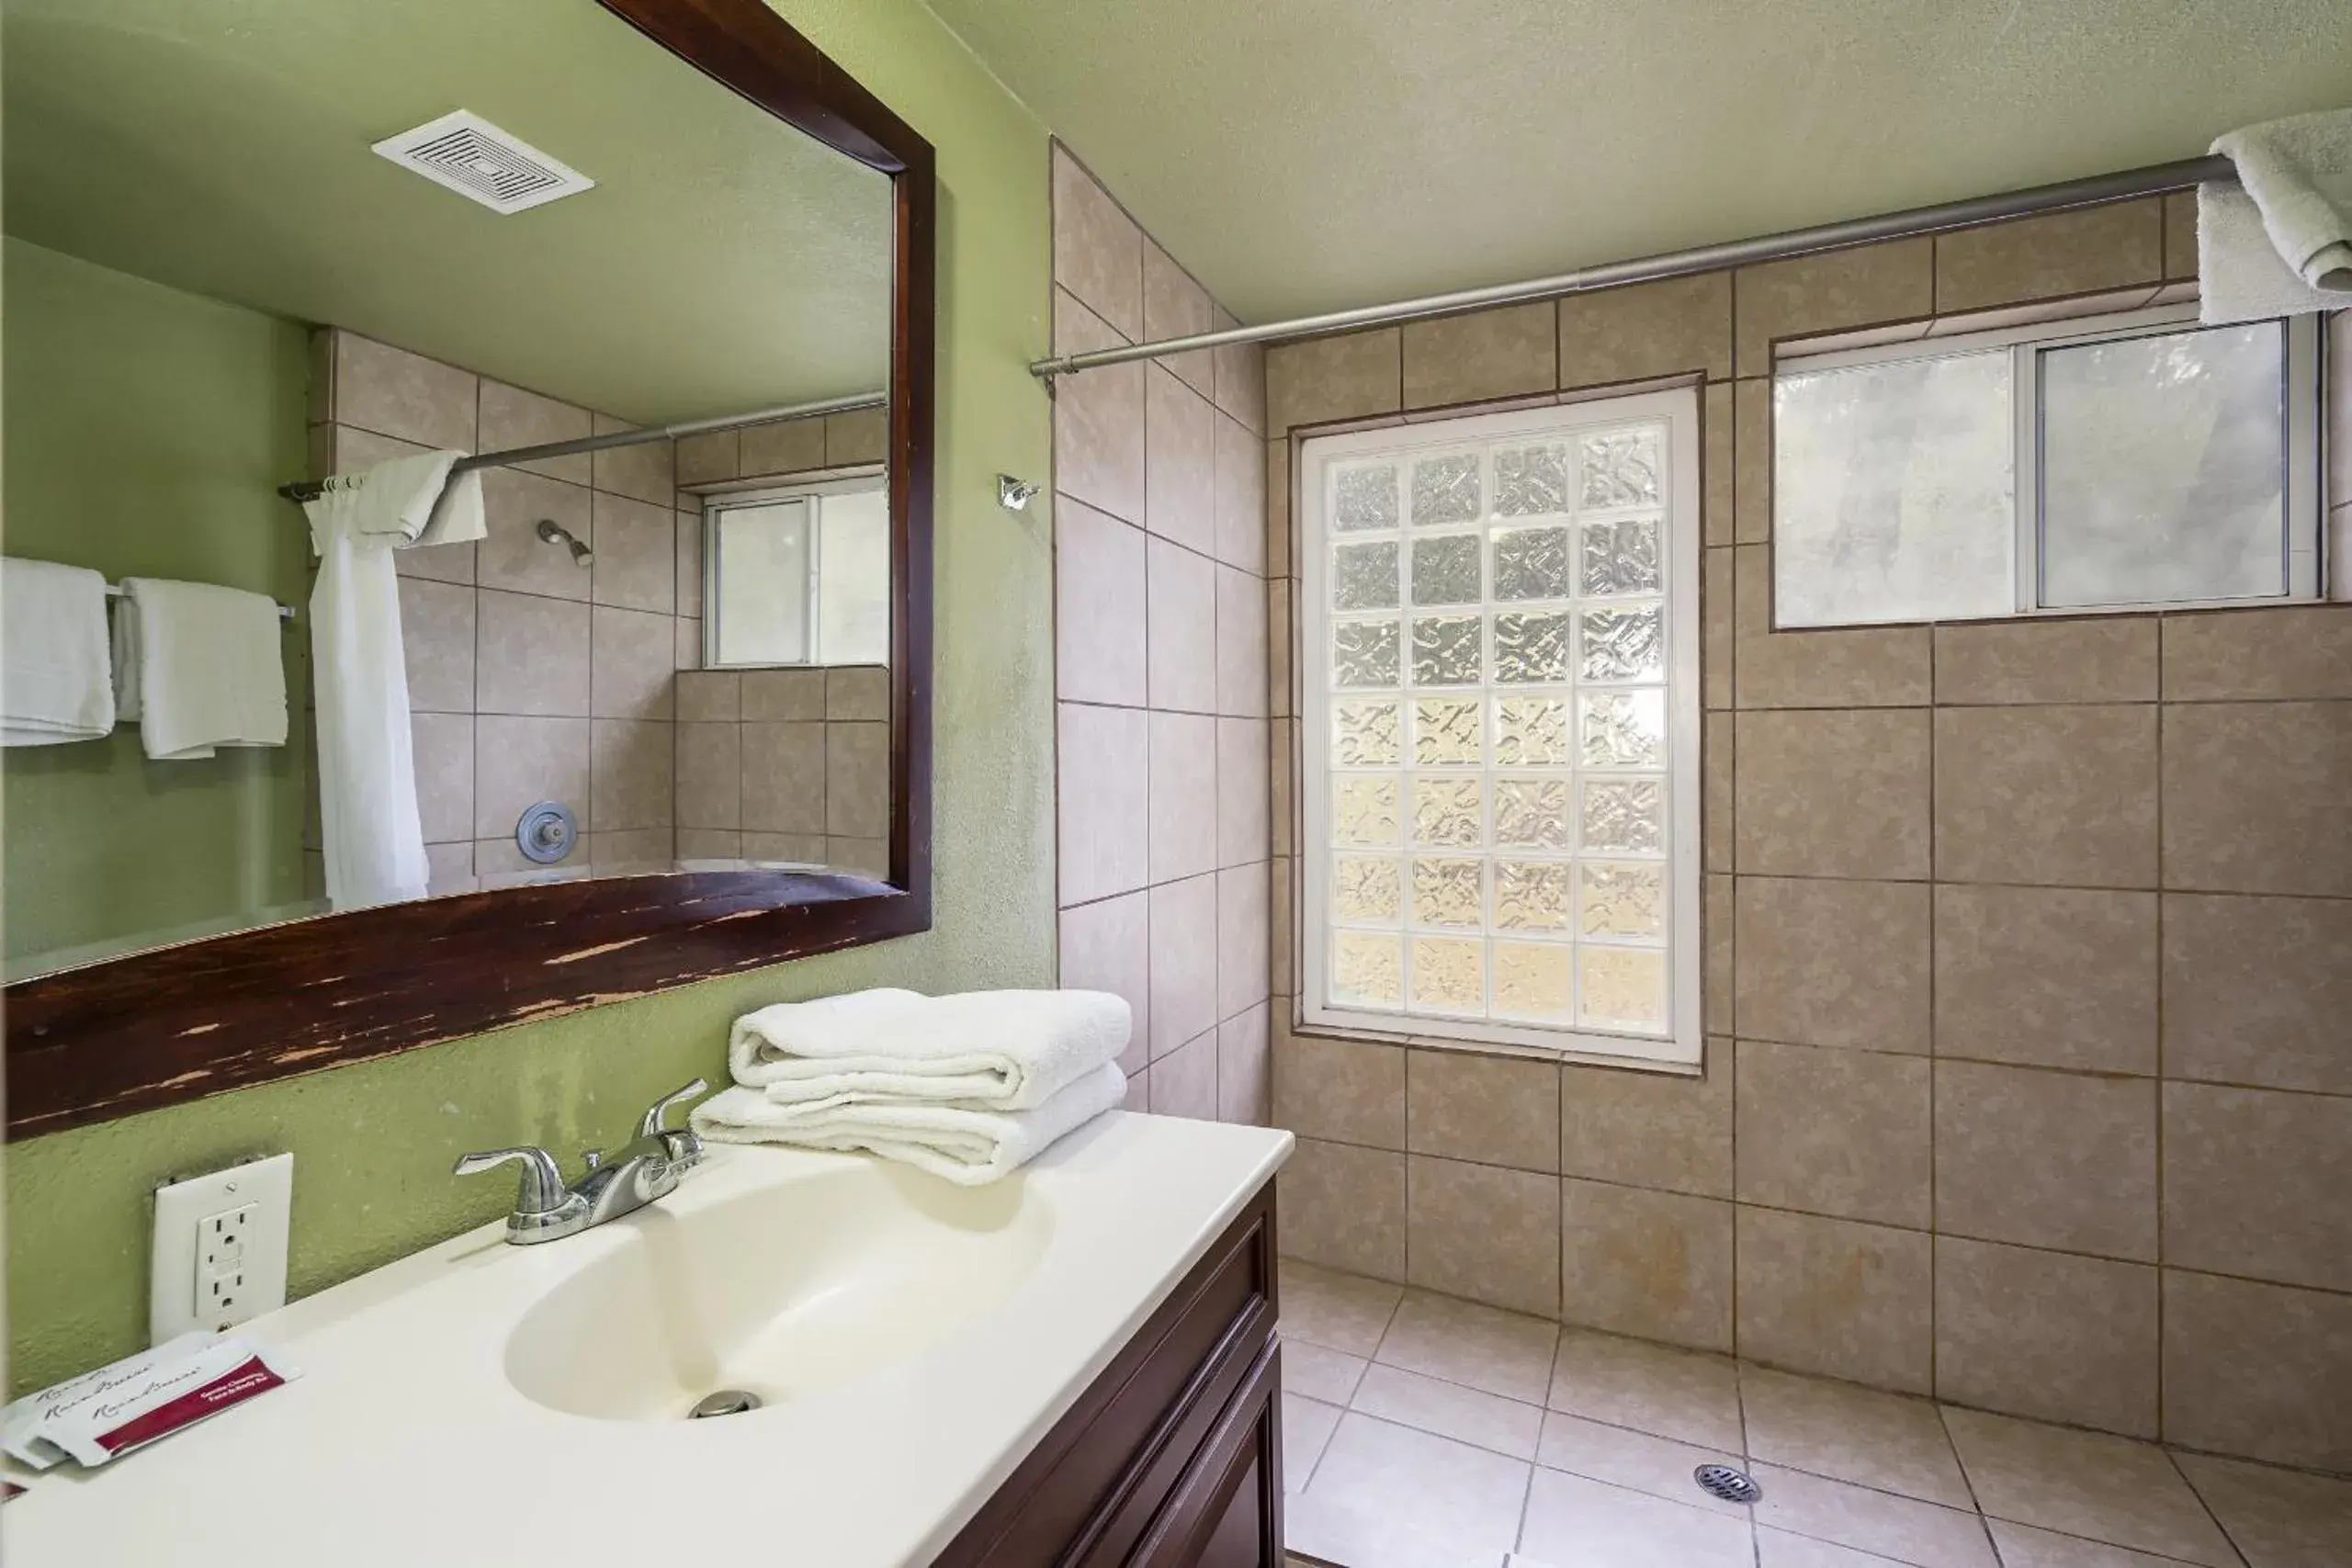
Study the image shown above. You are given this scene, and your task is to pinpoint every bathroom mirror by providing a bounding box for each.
[2,0,935,1134]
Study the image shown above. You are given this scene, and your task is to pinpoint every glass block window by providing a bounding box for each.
[1298,393,1702,1066]
[1773,306,2323,627]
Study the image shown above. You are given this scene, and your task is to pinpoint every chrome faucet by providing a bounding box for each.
[453,1079,712,1245]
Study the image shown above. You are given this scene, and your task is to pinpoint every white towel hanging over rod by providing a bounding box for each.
[103,581,296,623]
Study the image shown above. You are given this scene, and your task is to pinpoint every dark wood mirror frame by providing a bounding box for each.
[3,0,936,1141]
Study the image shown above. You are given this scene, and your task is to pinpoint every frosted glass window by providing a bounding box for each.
[816,486,892,665]
[711,499,812,664]
[1773,309,2318,628]
[2040,323,2286,605]
[1300,392,1700,1065]
[1774,352,2014,626]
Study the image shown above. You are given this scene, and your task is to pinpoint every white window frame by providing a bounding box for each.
[1774,303,2325,626]
[1296,390,1703,1069]
[699,467,886,668]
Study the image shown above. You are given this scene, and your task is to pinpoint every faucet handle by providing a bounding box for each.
[453,1146,569,1216]
[637,1078,711,1141]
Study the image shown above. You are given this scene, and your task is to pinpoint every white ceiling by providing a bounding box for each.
[922,0,2352,322]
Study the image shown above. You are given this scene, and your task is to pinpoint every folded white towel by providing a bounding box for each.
[691,1061,1128,1185]
[1,558,115,747]
[2202,108,2352,324]
[111,578,288,761]
[729,987,1133,1111]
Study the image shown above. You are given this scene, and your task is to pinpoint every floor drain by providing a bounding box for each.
[1693,1463,1762,1504]
[687,1389,762,1418]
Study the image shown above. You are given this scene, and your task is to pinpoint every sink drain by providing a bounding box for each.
[687,1389,763,1419]
[1693,1463,1761,1504]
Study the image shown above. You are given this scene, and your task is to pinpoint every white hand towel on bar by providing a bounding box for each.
[728,987,1132,1111]
[0,558,114,746]
[303,450,486,910]
[2201,107,2352,324]
[111,579,288,761]
[691,1061,1128,1185]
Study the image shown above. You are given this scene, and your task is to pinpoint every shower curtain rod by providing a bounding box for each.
[1029,153,2238,380]
[277,390,888,503]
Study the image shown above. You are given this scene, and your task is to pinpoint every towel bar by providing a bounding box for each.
[104,582,296,623]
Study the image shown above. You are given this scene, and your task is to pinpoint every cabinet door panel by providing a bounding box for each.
[933,1186,1279,1568]
[1196,1456,1265,1568]
[1126,1341,1280,1568]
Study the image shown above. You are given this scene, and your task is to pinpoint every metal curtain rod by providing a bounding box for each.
[1029,153,2239,378]
[277,390,888,503]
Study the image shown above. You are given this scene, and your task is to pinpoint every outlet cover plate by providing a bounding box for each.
[150,1153,292,1344]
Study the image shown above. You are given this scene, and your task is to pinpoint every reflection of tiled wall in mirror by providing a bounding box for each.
[674,405,892,881]
[673,404,886,486]
[305,330,888,895]
[673,666,890,879]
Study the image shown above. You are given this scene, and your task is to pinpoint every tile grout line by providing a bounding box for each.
[1927,617,1940,1408]
[2163,1446,2254,1568]
[1722,288,1744,1388]
[1507,1443,1536,1562]
[1933,1401,1996,1561]
[2154,623,2168,1450]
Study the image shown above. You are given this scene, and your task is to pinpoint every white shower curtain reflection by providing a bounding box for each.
[301,451,485,910]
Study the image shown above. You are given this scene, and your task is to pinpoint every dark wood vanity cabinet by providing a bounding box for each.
[936,1184,1283,1568]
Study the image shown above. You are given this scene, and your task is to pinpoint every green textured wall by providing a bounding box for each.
[3,0,1057,1394]
[1,238,313,970]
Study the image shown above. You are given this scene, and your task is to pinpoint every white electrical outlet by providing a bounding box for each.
[150,1153,292,1344]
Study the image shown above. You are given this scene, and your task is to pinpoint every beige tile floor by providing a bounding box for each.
[1276,1260,2352,1568]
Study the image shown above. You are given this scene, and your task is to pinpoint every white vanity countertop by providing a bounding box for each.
[4,1111,1293,1567]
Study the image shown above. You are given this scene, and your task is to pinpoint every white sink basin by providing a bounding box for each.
[5,1111,1291,1568]
[503,1161,1054,1420]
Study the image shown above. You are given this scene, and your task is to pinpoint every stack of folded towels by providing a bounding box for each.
[688,987,1132,1185]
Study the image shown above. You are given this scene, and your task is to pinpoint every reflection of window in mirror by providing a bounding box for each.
[704,475,891,668]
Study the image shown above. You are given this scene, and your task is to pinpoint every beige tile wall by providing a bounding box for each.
[672,664,891,877]
[1047,143,1272,1125]
[1264,195,2352,1475]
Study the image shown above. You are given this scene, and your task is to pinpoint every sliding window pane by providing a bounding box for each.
[712,499,812,664]
[2040,322,2285,606]
[816,485,892,665]
[1774,352,2013,626]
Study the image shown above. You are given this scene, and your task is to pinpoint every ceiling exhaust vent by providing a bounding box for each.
[371,110,594,215]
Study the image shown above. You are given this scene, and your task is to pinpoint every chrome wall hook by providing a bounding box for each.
[998,474,1043,512]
